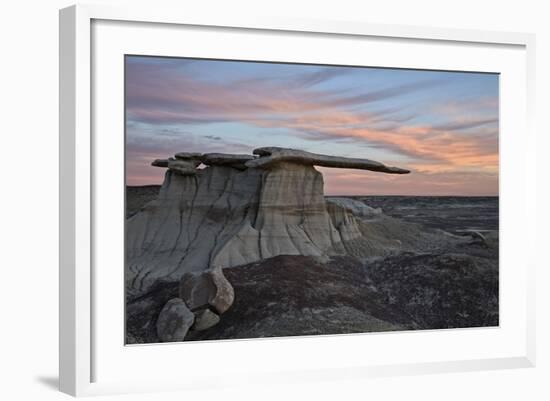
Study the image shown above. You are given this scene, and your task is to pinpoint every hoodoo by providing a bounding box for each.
[126,147,412,299]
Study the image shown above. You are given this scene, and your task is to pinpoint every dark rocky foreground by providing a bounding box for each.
[126,181,498,344]
[127,246,498,343]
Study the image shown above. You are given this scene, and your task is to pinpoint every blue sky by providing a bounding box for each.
[125,56,499,195]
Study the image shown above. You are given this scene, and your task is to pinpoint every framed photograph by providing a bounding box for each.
[59,4,536,397]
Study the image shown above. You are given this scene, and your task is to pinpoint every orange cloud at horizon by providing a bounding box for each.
[319,167,498,196]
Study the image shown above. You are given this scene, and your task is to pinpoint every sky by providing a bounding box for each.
[125,55,499,196]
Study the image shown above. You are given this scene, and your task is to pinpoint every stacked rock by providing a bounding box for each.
[156,266,235,342]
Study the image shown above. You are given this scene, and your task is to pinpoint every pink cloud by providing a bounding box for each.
[125,59,499,194]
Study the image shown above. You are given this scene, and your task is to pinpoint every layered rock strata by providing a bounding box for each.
[126,147,411,299]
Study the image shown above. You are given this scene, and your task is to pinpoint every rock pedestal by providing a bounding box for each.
[126,147,411,298]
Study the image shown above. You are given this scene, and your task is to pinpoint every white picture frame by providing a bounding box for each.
[59,3,536,397]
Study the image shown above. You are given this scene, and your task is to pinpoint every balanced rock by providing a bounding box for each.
[126,147,412,298]
[156,298,195,342]
[246,147,410,174]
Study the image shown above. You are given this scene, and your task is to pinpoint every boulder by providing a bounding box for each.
[156,298,195,342]
[179,266,235,314]
[179,271,216,311]
[208,266,235,314]
[192,309,221,331]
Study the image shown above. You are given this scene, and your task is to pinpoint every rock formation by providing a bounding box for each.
[246,147,409,174]
[154,266,235,341]
[179,266,235,315]
[193,309,221,331]
[156,298,195,342]
[126,147,412,299]
[125,148,499,344]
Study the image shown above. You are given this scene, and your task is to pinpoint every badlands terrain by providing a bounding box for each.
[125,147,498,344]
